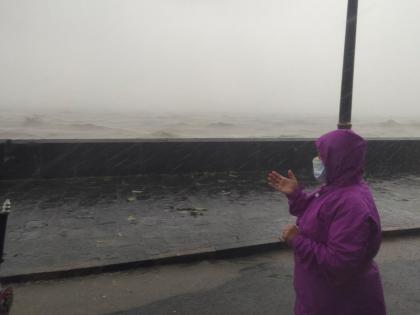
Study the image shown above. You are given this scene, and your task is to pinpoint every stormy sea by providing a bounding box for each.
[1,108,420,140]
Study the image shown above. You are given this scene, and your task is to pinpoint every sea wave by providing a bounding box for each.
[148,131,179,138]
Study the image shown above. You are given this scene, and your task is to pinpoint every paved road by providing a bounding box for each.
[1,173,420,278]
[10,235,420,315]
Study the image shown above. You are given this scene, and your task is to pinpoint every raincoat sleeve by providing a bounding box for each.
[290,200,373,284]
[287,186,313,217]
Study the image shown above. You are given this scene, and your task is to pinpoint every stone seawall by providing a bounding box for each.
[0,138,419,179]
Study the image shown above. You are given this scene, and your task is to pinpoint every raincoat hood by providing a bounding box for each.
[315,129,366,186]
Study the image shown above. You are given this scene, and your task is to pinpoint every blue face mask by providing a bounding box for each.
[313,157,326,183]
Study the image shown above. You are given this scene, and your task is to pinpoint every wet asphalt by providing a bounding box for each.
[10,235,420,315]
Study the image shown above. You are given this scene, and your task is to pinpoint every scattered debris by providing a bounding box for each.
[127,215,137,223]
[127,196,136,202]
[128,190,151,201]
[175,207,207,217]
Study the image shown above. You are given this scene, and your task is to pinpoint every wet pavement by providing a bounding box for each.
[10,235,420,315]
[1,172,420,278]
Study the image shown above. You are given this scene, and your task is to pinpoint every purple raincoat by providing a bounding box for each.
[287,129,386,315]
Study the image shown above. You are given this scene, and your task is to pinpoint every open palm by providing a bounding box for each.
[267,170,298,195]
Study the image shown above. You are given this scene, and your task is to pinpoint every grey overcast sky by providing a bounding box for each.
[0,0,419,117]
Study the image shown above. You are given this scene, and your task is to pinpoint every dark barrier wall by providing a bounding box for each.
[0,138,419,179]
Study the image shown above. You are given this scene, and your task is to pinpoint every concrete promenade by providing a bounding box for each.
[1,172,420,281]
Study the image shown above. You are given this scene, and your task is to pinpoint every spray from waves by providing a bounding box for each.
[207,122,236,128]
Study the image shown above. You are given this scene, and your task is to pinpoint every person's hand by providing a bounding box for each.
[267,170,298,195]
[281,224,299,244]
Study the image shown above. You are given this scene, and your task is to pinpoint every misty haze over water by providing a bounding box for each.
[1,0,420,139]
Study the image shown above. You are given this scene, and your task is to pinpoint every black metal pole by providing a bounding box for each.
[0,213,9,263]
[0,200,11,264]
[338,0,359,129]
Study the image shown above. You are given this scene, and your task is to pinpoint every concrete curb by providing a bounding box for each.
[2,226,420,284]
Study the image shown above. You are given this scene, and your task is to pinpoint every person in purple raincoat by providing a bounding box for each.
[268,129,386,315]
